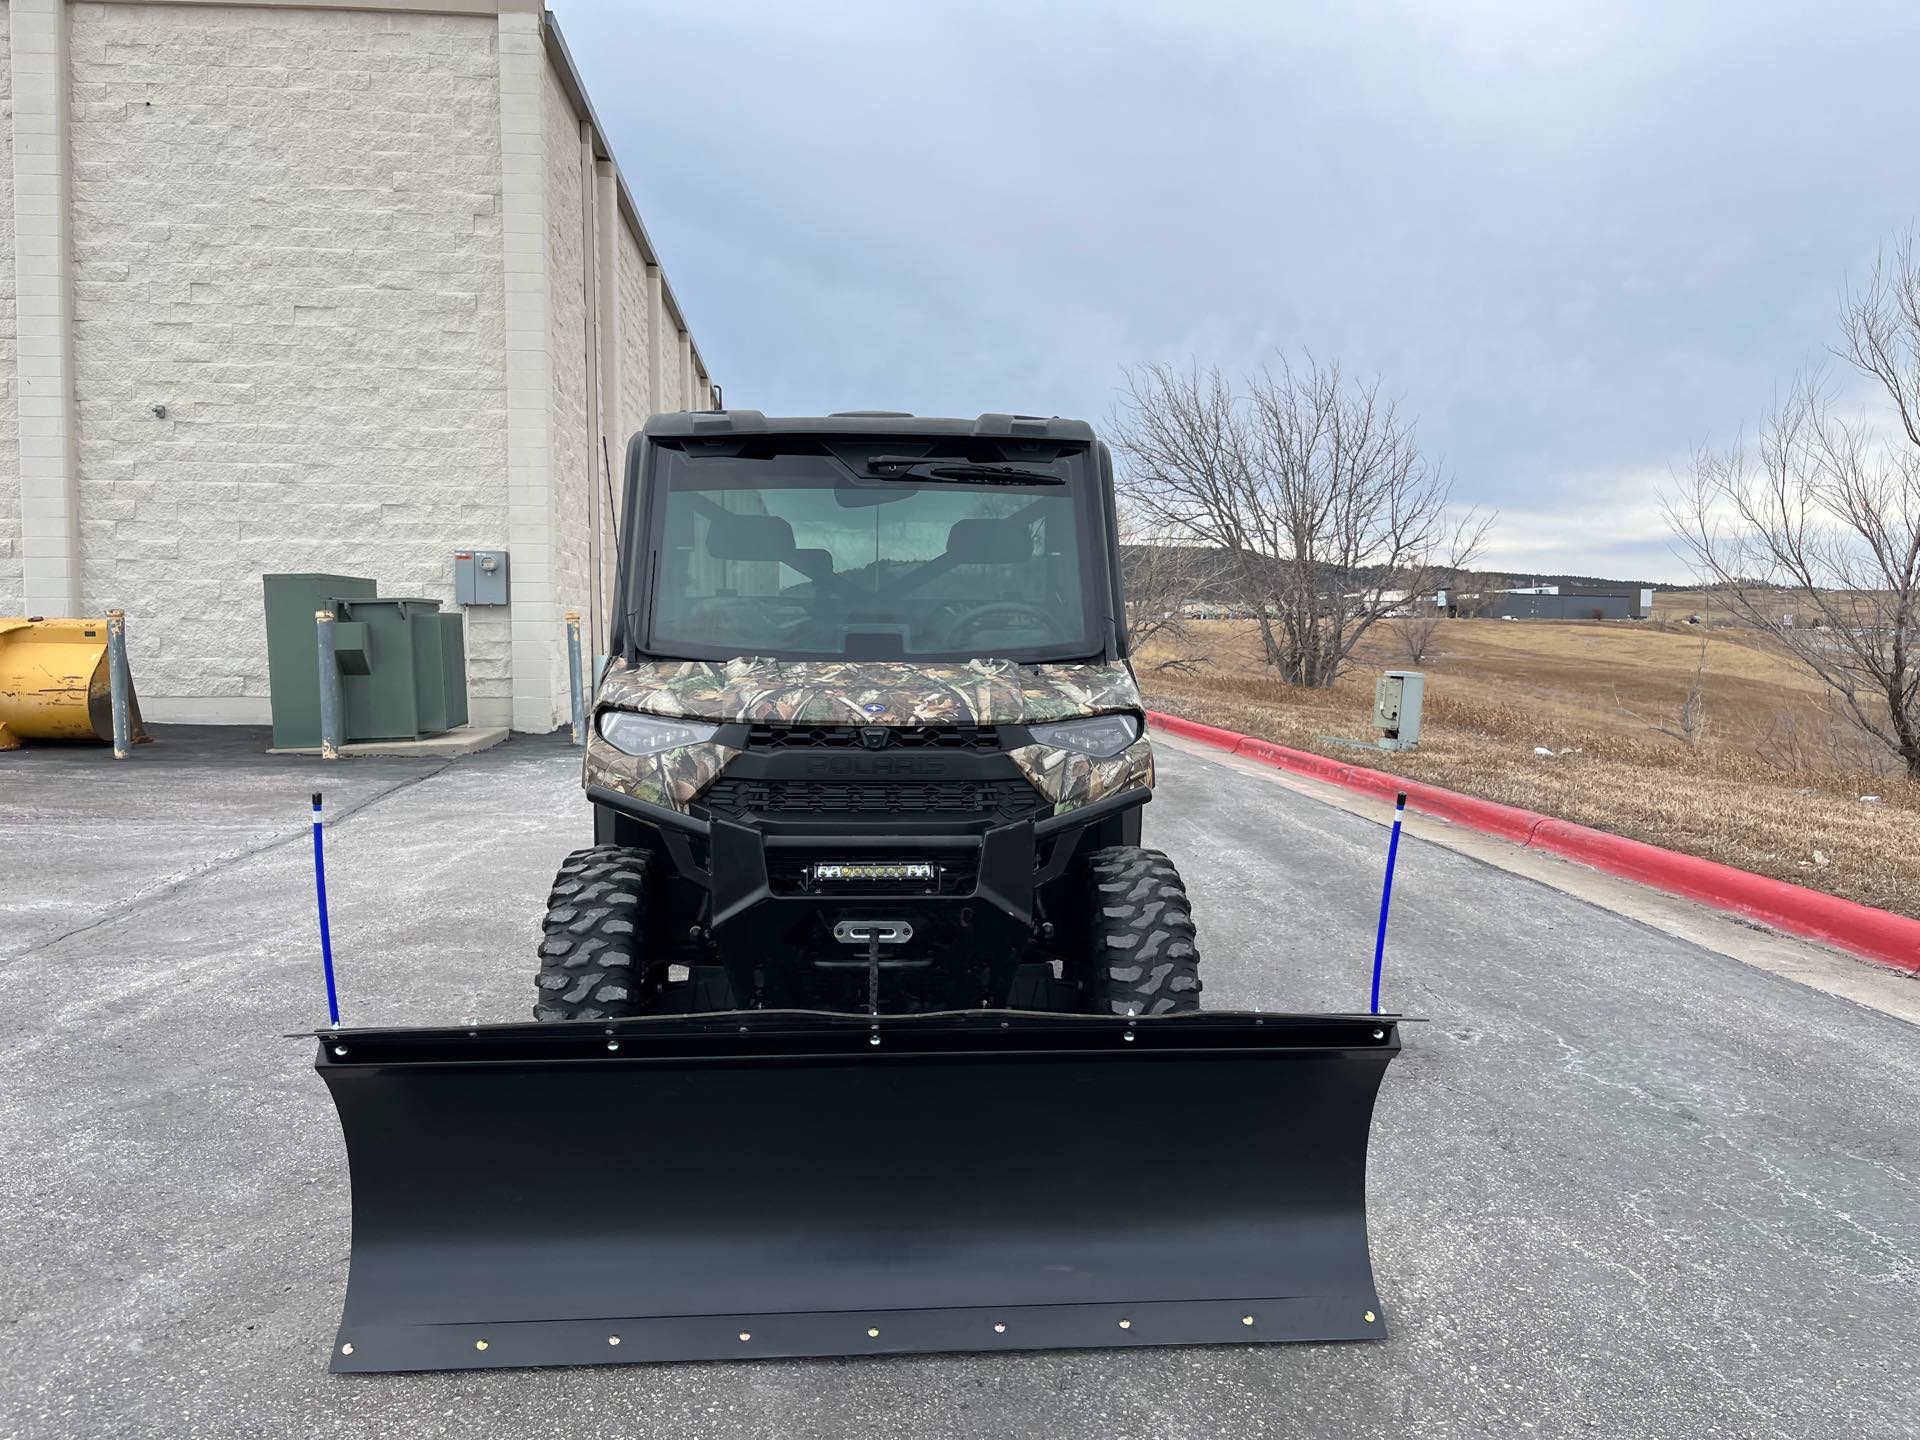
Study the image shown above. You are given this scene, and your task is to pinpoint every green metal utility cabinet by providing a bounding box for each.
[262,574,469,747]
[336,596,469,741]
[263,573,378,748]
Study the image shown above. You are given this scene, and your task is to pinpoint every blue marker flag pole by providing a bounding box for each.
[1370,792,1408,1015]
[311,791,341,1028]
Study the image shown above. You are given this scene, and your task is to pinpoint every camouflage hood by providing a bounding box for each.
[596,656,1144,726]
[585,657,1152,817]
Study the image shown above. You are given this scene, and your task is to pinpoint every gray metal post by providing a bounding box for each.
[565,609,586,745]
[315,609,343,761]
[105,609,132,760]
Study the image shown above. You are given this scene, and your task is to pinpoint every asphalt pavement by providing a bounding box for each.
[1,728,1915,1440]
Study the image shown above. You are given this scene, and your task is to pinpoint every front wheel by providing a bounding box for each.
[1082,846,1202,1016]
[533,845,657,1020]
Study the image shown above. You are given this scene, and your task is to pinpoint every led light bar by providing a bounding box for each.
[810,862,938,884]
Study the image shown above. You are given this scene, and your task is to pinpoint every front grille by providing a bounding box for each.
[746,723,1003,752]
[697,777,1046,821]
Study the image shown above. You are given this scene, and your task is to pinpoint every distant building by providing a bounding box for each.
[1486,587,1653,621]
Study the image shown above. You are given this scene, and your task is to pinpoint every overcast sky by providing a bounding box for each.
[554,0,1920,581]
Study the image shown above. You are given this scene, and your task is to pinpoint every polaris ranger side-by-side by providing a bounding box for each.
[541,410,1201,1019]
[310,412,1399,1374]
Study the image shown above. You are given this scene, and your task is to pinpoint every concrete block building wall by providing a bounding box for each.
[0,0,716,732]
[615,229,648,451]
[659,312,684,414]
[0,6,18,607]
[65,1,510,719]
[540,61,588,673]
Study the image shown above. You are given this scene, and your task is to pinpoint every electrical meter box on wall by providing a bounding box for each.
[454,549,509,605]
[1374,671,1425,751]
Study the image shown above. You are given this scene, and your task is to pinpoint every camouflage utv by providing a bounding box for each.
[312,413,1400,1374]
[538,410,1203,1019]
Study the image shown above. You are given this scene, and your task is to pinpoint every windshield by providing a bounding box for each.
[632,446,1100,662]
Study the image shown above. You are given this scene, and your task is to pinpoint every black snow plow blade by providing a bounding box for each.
[316,1010,1399,1372]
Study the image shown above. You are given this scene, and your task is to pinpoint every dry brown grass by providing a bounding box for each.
[1142,620,1920,919]
[1653,588,1891,630]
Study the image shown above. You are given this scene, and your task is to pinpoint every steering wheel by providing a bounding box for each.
[940,601,1055,644]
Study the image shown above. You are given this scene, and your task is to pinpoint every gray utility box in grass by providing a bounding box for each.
[1374,671,1425,751]
[262,574,469,747]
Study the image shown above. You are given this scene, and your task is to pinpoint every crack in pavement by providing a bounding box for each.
[1,763,452,968]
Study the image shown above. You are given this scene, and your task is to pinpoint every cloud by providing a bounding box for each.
[551,0,1920,577]
[1476,490,1688,582]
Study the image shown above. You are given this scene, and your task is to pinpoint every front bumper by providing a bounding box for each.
[708,815,1038,983]
[587,783,1148,997]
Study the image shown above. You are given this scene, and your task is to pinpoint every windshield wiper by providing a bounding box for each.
[864,457,1065,485]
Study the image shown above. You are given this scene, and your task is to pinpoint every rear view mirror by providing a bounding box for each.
[706,513,796,562]
[789,548,835,580]
[945,517,1030,565]
[831,484,911,508]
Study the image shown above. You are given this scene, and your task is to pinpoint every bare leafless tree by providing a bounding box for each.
[1111,357,1490,687]
[1391,545,1480,663]
[1614,634,1711,750]
[1393,603,1445,664]
[1116,508,1209,672]
[1668,237,1920,780]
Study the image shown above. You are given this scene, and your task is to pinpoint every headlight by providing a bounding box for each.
[1027,713,1142,759]
[598,711,720,757]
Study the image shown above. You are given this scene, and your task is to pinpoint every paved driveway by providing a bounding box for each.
[2,729,1913,1439]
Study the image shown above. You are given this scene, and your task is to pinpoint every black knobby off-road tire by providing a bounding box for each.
[533,845,655,1020]
[1083,846,1202,1016]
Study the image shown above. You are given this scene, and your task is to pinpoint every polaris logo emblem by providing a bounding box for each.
[862,703,887,714]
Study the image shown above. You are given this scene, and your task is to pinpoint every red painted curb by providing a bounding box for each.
[1147,710,1920,974]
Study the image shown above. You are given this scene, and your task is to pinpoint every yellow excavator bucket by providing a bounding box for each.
[0,617,148,751]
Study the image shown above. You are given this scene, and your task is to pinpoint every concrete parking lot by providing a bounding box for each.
[2,729,1915,1440]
